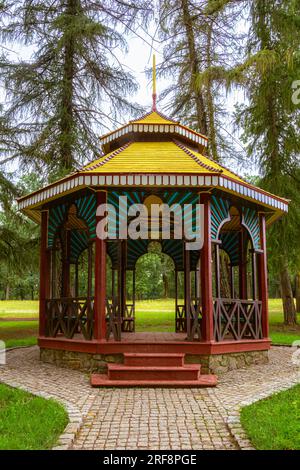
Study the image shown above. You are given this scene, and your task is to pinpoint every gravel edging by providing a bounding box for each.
[0,379,83,450]
[226,374,300,450]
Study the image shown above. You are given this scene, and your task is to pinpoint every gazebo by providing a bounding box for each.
[18,73,288,387]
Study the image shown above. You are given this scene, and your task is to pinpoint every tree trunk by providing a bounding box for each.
[181,0,208,136]
[219,252,231,298]
[5,284,10,300]
[295,272,300,313]
[162,273,169,298]
[60,0,78,170]
[205,18,219,162]
[280,265,297,325]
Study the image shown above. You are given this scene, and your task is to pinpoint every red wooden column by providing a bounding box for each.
[258,213,269,338]
[184,244,191,338]
[200,193,214,342]
[39,210,50,337]
[62,230,71,297]
[239,230,247,299]
[94,191,107,340]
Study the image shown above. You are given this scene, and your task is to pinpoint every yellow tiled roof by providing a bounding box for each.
[131,111,176,125]
[83,141,243,182]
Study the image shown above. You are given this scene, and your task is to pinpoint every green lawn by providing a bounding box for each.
[0,383,68,450]
[240,384,300,450]
[0,300,39,318]
[0,320,38,348]
[0,298,299,346]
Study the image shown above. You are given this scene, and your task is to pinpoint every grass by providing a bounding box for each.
[0,320,38,348]
[0,383,68,450]
[0,300,38,318]
[0,299,299,346]
[240,384,300,450]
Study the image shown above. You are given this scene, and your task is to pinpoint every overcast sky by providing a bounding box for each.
[1,16,250,176]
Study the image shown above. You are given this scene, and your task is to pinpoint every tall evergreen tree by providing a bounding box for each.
[158,0,243,161]
[0,0,150,175]
[233,0,300,324]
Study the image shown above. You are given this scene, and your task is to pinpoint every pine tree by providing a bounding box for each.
[0,0,150,175]
[233,0,300,324]
[158,0,243,161]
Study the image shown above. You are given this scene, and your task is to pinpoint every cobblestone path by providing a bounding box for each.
[0,346,299,450]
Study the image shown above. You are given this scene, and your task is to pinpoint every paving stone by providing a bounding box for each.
[0,346,299,450]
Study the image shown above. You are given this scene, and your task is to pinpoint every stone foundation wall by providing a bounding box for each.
[186,350,269,374]
[40,348,123,373]
[40,347,269,374]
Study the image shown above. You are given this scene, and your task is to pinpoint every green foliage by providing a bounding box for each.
[0,0,150,174]
[0,174,40,300]
[0,384,68,449]
[231,0,300,319]
[240,384,300,449]
[158,0,244,161]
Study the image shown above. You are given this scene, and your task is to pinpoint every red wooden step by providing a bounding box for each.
[107,364,201,381]
[91,373,217,388]
[124,353,185,367]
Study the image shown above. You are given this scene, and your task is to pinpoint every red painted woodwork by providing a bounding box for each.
[45,297,94,340]
[38,335,270,355]
[90,375,217,388]
[124,353,185,367]
[184,244,191,337]
[258,214,269,338]
[62,230,71,297]
[239,230,247,299]
[39,211,50,336]
[94,191,107,340]
[90,352,217,388]
[108,364,201,381]
[200,193,214,342]
[213,298,262,341]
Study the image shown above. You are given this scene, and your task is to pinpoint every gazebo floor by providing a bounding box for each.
[38,332,270,356]
[107,332,187,342]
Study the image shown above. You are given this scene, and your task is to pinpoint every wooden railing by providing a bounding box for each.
[213,298,263,342]
[175,299,202,340]
[188,299,202,341]
[105,299,135,340]
[45,297,94,340]
[105,298,121,341]
[175,304,186,332]
[121,303,135,333]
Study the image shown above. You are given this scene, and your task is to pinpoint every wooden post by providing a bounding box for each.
[258,214,269,338]
[214,243,221,298]
[175,269,178,331]
[239,230,247,299]
[230,265,235,299]
[132,269,136,309]
[200,193,214,342]
[251,251,258,300]
[63,229,71,297]
[111,267,115,302]
[51,248,56,299]
[94,191,107,340]
[75,261,79,298]
[121,241,127,318]
[39,210,50,336]
[87,242,93,300]
[184,244,191,338]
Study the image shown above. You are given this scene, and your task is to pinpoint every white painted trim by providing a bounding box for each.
[18,173,288,214]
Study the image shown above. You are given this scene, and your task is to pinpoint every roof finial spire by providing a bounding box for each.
[152,54,157,111]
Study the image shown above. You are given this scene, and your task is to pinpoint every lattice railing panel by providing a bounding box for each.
[45,297,94,340]
[213,298,263,342]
